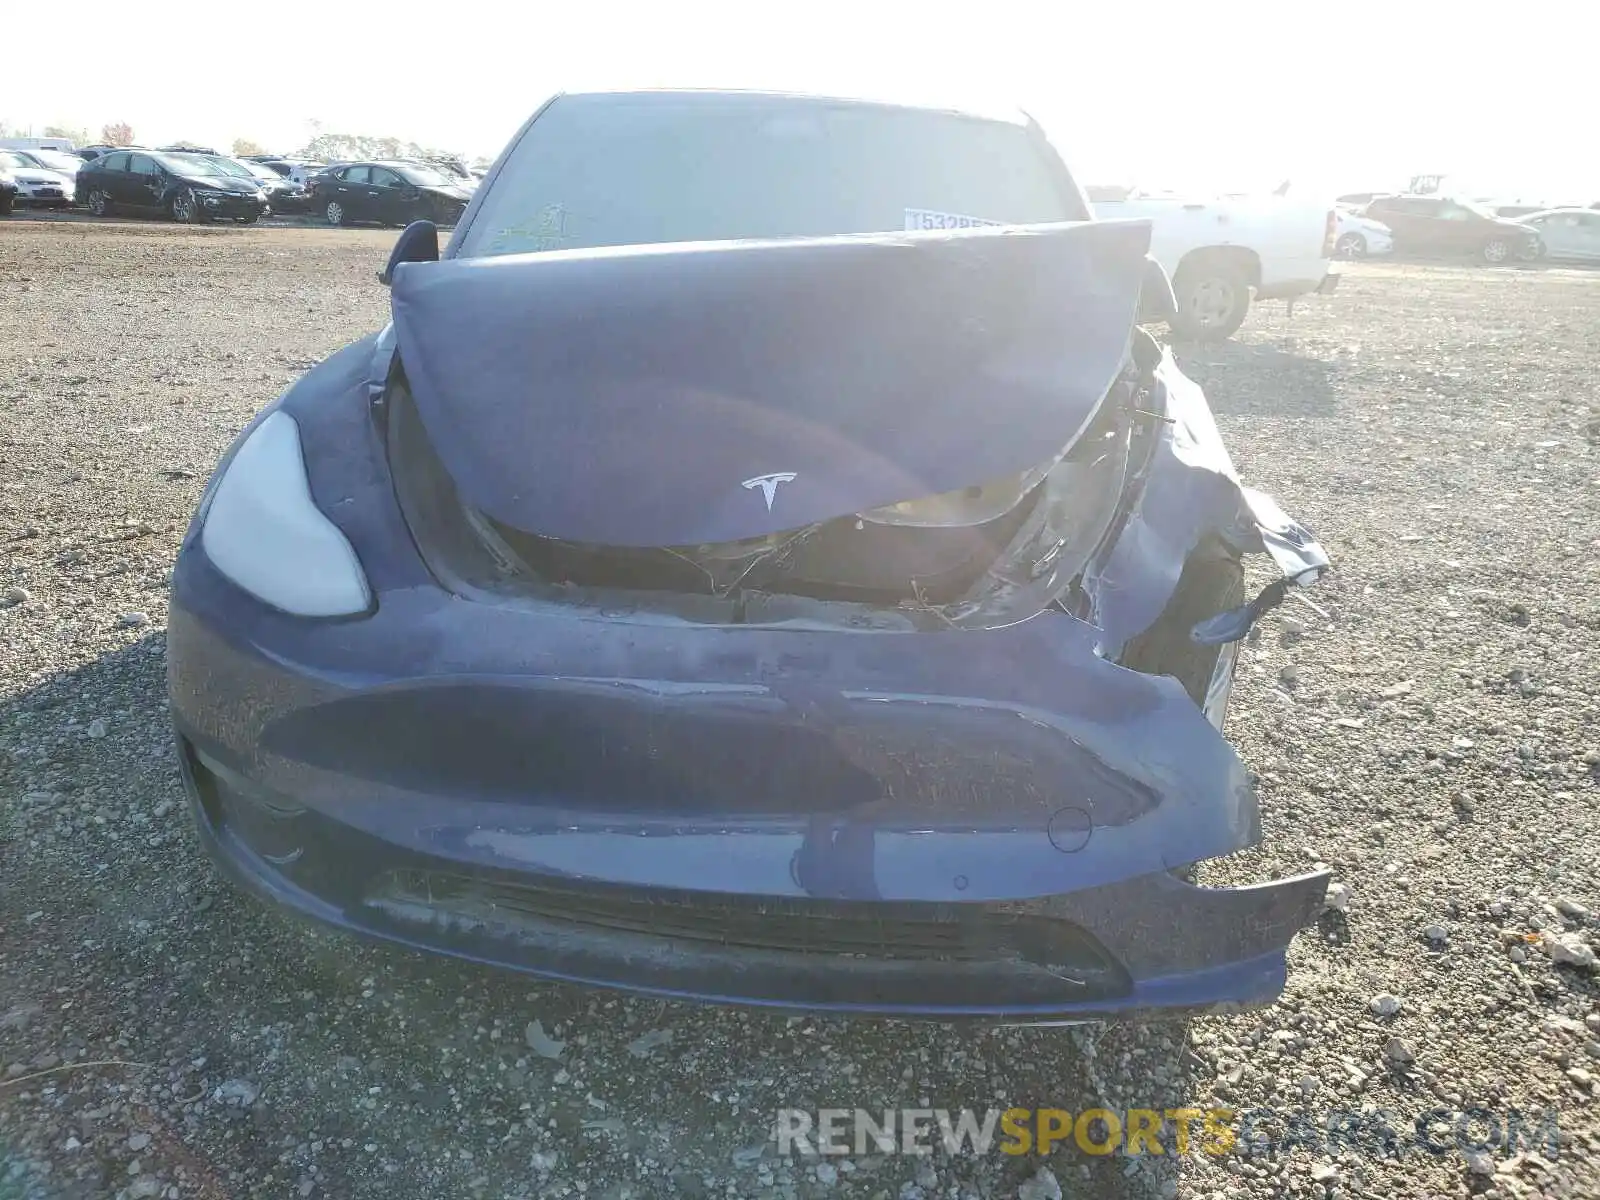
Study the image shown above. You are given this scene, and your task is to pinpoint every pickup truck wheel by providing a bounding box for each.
[1335,232,1367,259]
[1481,237,1511,264]
[1170,259,1251,341]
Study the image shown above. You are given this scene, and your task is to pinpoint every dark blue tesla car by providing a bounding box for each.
[168,90,1332,1022]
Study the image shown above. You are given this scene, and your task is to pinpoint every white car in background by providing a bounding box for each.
[1334,208,1393,259]
[5,147,83,177]
[0,149,75,208]
[1088,184,1340,340]
[1515,208,1600,263]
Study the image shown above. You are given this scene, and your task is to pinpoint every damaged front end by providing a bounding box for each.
[386,220,1327,699]
[170,218,1333,1021]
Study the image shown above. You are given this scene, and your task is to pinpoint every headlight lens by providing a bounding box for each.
[201,411,372,616]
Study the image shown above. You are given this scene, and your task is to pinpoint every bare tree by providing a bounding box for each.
[232,137,267,157]
[101,122,136,147]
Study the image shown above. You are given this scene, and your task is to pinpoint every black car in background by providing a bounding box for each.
[1361,195,1542,264]
[309,160,473,227]
[0,163,17,216]
[200,154,312,214]
[77,150,269,223]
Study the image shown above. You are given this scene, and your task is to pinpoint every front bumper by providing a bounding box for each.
[169,537,1330,1020]
[198,193,267,218]
[16,186,72,206]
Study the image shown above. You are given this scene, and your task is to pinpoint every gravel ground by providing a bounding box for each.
[1,218,1597,1200]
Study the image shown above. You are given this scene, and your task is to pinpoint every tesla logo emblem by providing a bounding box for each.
[741,472,797,511]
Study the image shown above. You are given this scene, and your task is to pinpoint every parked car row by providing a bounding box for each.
[77,150,271,223]
[1331,192,1600,265]
[0,140,475,228]
[0,146,472,228]
[1357,194,1542,264]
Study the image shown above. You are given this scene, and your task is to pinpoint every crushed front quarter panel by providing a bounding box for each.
[1081,348,1328,655]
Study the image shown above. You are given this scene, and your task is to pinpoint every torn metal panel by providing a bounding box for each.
[1079,351,1328,655]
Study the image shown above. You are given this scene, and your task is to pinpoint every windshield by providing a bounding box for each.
[159,153,228,177]
[31,150,81,172]
[396,164,452,187]
[204,157,255,179]
[457,94,1081,259]
[1453,197,1497,219]
[0,151,26,171]
[242,161,279,181]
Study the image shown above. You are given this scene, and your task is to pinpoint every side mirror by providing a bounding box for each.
[378,220,439,286]
[1137,256,1177,324]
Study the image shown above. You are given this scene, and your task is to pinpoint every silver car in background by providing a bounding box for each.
[0,149,75,208]
[1333,207,1393,259]
[5,147,84,177]
[1517,208,1600,263]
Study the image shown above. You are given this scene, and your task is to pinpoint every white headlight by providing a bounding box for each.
[201,411,372,616]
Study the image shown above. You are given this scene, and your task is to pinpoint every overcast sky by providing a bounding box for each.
[7,1,1597,202]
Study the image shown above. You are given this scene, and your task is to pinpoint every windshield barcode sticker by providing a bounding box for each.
[904,209,1004,231]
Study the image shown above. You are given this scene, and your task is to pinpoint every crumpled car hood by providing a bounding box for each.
[390,220,1152,547]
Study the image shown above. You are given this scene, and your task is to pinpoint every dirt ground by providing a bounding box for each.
[1,217,1597,1200]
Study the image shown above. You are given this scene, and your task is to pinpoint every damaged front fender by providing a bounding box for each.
[1082,350,1329,656]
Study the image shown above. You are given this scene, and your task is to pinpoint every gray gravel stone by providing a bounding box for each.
[524,1020,565,1060]
[1369,992,1402,1017]
[1016,1166,1062,1200]
[1543,933,1597,970]
[214,1078,259,1108]
[625,1028,673,1057]
[1385,1036,1416,1064]
[1323,881,1352,912]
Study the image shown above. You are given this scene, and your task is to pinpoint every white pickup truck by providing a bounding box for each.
[1089,186,1341,340]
